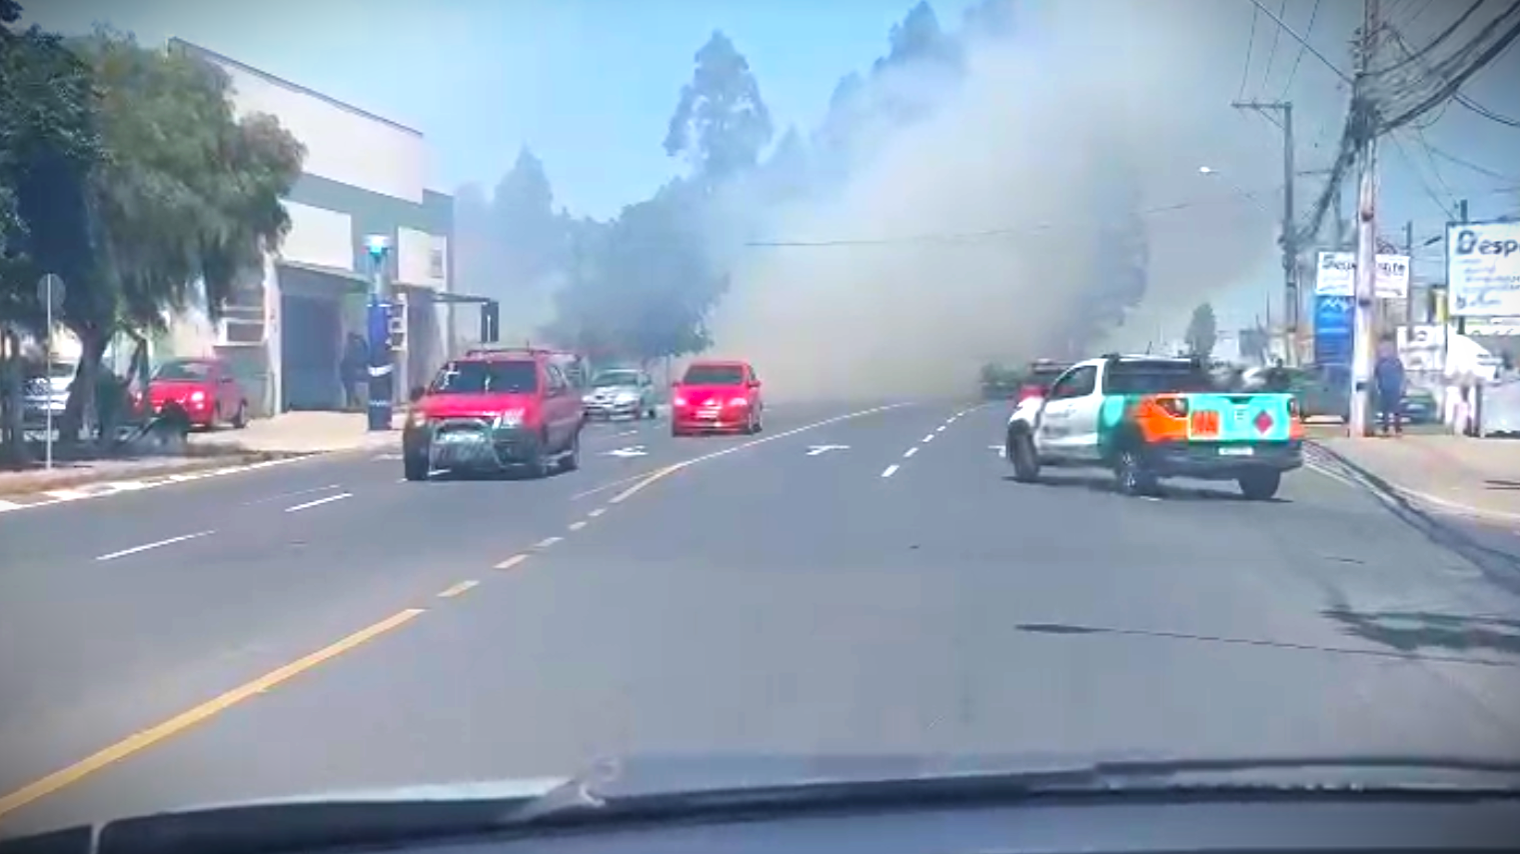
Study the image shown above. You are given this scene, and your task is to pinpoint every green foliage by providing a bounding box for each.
[1186,302,1219,361]
[663,30,774,185]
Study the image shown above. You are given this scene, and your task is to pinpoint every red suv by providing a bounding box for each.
[402,348,585,481]
[671,360,764,436]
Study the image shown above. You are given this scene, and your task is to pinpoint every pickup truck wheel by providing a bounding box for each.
[1008,431,1040,482]
[560,429,581,472]
[1114,447,1159,497]
[1238,469,1281,500]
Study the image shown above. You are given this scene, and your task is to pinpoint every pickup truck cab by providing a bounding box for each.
[1004,354,1303,500]
[402,348,585,481]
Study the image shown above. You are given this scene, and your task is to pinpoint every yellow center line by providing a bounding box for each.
[0,608,425,820]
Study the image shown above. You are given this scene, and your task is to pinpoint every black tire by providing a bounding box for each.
[672,424,686,438]
[560,429,581,472]
[523,434,552,478]
[403,451,428,482]
[1238,469,1281,500]
[632,408,643,421]
[1114,446,1159,497]
[744,410,759,435]
[232,401,248,429]
[753,410,763,432]
[1008,430,1040,482]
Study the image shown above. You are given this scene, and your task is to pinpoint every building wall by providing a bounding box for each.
[158,39,455,415]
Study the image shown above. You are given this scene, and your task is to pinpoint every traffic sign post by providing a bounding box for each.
[37,274,65,470]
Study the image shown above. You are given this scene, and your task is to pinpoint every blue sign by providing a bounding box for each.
[1314,295,1353,367]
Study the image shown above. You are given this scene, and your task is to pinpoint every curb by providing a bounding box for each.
[1306,439,1520,525]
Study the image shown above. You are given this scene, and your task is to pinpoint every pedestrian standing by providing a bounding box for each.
[1373,342,1407,437]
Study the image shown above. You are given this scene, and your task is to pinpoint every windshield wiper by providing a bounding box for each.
[11,756,1520,854]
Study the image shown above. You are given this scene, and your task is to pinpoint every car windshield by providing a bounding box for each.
[429,360,538,394]
[592,371,641,387]
[682,365,745,386]
[1106,362,1218,394]
[153,360,213,381]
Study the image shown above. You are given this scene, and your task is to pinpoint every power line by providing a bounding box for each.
[1278,0,1323,97]
[1422,141,1519,180]
[1453,92,1520,126]
[1260,0,1289,89]
[1379,1,1520,131]
[1238,4,1260,100]
[1245,0,1353,84]
[743,188,1282,248]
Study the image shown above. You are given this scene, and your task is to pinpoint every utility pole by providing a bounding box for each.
[1232,99,1299,365]
[1455,198,1469,336]
[1348,0,1381,438]
[1404,219,1415,324]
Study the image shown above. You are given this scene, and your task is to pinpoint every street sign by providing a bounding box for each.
[37,273,64,309]
[805,444,849,456]
[1313,294,1353,367]
[604,446,648,458]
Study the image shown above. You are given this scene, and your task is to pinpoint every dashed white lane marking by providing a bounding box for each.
[587,508,607,518]
[936,425,947,433]
[534,536,563,549]
[283,492,352,513]
[43,489,88,501]
[881,464,901,478]
[0,499,22,512]
[903,447,918,458]
[568,520,588,532]
[922,434,935,443]
[246,484,341,506]
[96,530,214,562]
[495,554,530,570]
[436,580,479,598]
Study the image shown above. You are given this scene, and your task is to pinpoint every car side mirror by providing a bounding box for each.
[408,386,425,403]
[750,380,762,388]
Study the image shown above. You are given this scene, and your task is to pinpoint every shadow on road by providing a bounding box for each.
[1002,473,1287,504]
[1322,608,1520,659]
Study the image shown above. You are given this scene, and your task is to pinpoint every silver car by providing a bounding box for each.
[583,368,657,420]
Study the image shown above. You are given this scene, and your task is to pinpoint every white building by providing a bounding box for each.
[162,39,455,415]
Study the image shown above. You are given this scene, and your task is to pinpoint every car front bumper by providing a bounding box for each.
[584,399,643,419]
[1144,440,1303,480]
[673,406,750,431]
[405,419,543,470]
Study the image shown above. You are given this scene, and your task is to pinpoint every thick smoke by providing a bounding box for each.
[709,0,1297,401]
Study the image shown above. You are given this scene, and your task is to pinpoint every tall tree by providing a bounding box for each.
[759,125,811,205]
[870,2,965,128]
[57,30,304,439]
[492,147,563,288]
[1186,302,1219,360]
[663,30,774,185]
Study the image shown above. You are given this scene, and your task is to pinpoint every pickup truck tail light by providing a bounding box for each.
[1154,396,1189,418]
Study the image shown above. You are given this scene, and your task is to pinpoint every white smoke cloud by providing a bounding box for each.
[709,0,1317,401]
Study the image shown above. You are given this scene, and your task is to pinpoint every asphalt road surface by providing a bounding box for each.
[4,399,1520,835]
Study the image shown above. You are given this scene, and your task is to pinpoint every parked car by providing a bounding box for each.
[144,357,250,430]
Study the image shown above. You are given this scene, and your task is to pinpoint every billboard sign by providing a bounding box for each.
[1314,294,1354,366]
[1314,251,1410,299]
[1448,221,1520,316]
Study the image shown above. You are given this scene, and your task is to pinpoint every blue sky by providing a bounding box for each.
[24,0,1520,336]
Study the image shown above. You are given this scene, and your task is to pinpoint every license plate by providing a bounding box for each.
[1218,446,1254,457]
[437,432,476,444]
[699,410,719,419]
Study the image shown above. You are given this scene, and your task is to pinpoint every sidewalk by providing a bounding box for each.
[0,412,399,498]
[1313,433,1520,522]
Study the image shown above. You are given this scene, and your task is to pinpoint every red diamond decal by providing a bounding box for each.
[1253,410,1274,434]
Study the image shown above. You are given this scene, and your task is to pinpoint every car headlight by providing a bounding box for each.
[729,397,749,406]
[406,409,429,428]
[190,390,206,403]
[494,409,525,428]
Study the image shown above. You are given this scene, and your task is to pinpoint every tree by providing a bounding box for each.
[759,125,810,205]
[55,30,303,439]
[1186,303,1219,360]
[663,31,774,185]
[492,147,564,288]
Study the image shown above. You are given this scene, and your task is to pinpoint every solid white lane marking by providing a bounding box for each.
[0,499,22,512]
[283,492,352,513]
[43,489,87,501]
[881,464,901,478]
[903,447,918,458]
[96,530,214,562]
[167,474,201,482]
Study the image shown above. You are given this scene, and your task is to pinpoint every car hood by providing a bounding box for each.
[418,393,537,419]
[587,385,640,398]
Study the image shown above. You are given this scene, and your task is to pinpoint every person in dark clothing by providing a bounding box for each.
[1373,349,1406,436]
[340,333,368,411]
[1262,358,1292,392]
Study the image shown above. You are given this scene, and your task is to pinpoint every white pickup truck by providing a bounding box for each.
[1003,354,1304,499]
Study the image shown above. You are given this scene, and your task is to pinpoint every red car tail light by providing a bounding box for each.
[1016,384,1045,402]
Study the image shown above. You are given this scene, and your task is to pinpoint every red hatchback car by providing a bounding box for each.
[671,360,764,436]
[147,357,249,430]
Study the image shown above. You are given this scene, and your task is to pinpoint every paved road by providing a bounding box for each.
[4,399,1520,835]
